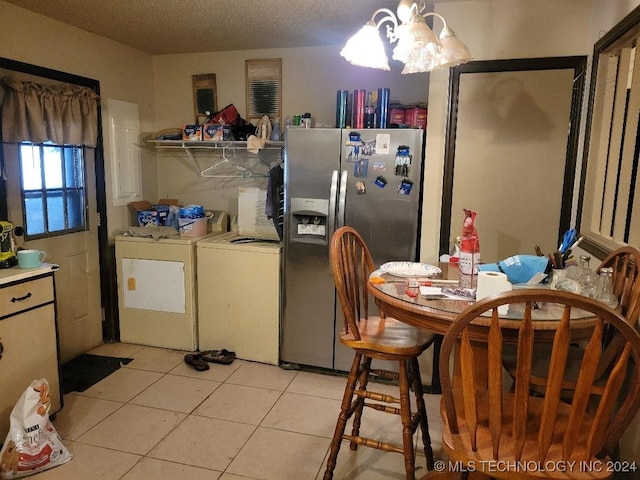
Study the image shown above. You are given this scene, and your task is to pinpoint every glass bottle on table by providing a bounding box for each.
[596,267,619,309]
[576,255,598,298]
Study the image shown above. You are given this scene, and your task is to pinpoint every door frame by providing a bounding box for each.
[438,56,587,256]
[0,56,115,341]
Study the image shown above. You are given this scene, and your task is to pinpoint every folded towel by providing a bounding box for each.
[122,226,179,240]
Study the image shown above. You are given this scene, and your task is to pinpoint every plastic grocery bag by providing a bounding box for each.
[0,379,71,479]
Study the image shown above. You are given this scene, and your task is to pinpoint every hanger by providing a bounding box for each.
[199,147,253,178]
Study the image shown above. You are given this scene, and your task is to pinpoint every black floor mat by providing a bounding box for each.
[61,354,133,394]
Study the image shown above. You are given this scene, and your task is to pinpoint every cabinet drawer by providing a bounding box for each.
[0,276,54,318]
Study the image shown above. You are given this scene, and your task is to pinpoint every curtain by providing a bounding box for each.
[0,76,99,147]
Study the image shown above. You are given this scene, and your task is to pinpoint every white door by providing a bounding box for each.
[4,142,102,363]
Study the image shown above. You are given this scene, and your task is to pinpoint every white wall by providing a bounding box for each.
[421,0,595,264]
[421,0,640,463]
[0,0,156,236]
[151,46,430,214]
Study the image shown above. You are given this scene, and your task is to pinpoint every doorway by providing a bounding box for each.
[0,57,112,362]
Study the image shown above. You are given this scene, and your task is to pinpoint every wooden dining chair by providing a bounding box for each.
[503,246,640,397]
[323,226,436,480]
[439,289,640,479]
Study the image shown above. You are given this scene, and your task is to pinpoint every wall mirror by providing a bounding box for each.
[439,57,587,263]
[577,5,640,259]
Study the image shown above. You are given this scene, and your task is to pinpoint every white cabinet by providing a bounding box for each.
[0,268,61,441]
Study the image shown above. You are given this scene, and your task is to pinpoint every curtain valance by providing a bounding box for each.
[1,76,99,147]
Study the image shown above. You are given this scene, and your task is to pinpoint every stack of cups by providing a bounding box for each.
[353,89,366,129]
[336,90,349,128]
[376,88,390,128]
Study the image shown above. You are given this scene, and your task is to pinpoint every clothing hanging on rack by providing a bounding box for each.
[266,162,284,241]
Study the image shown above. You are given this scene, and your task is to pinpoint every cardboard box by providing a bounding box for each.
[137,210,160,227]
[238,187,279,240]
[390,107,406,125]
[151,204,170,225]
[128,199,181,227]
[182,125,202,141]
[203,124,232,141]
[405,107,427,128]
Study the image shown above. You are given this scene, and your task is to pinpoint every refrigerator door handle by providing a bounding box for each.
[328,169,339,239]
[337,169,348,228]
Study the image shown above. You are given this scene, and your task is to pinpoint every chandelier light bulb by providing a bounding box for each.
[341,1,472,73]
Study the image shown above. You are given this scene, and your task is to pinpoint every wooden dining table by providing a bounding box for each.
[367,262,598,393]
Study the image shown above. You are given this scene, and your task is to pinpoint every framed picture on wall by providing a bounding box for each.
[246,59,282,128]
[192,73,217,125]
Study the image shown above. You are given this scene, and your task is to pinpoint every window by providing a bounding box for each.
[19,142,86,238]
[580,6,640,255]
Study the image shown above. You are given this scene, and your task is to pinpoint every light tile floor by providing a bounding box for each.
[32,343,445,479]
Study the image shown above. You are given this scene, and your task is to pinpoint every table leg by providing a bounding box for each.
[423,335,443,394]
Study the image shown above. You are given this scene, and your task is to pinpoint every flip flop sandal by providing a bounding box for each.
[201,349,236,365]
[184,353,209,371]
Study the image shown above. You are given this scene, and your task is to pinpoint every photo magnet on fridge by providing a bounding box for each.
[361,140,375,156]
[346,144,361,163]
[375,176,387,188]
[356,181,366,194]
[398,179,413,195]
[354,159,368,178]
[375,133,391,154]
[373,161,386,171]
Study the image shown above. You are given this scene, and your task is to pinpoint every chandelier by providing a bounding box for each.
[340,0,472,74]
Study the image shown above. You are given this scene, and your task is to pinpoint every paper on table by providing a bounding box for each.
[419,286,469,300]
[420,286,442,296]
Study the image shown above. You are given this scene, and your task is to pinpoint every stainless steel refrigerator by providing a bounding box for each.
[280,127,425,371]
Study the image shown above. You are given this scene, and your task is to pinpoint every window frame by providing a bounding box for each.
[18,142,88,240]
[578,5,640,258]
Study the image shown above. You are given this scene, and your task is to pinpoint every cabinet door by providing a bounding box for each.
[0,304,60,440]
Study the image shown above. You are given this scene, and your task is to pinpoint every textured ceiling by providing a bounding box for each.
[5,0,416,55]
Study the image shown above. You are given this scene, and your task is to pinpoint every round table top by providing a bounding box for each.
[367,263,597,341]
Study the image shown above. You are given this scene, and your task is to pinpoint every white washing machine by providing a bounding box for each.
[197,232,281,365]
[115,210,228,351]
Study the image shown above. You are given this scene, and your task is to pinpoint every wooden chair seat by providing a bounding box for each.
[340,316,436,357]
[324,226,436,480]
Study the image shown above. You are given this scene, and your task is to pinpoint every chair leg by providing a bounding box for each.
[350,355,372,451]
[410,358,434,470]
[399,359,417,480]
[324,353,363,480]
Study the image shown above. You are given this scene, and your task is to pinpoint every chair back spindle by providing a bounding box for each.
[440,289,640,478]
